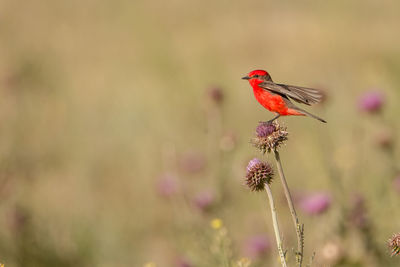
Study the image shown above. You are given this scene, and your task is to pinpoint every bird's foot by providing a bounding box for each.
[258,120,274,125]
[259,115,280,125]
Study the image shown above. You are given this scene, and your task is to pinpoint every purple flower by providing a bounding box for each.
[247,158,262,172]
[243,235,271,259]
[358,91,384,113]
[300,192,331,215]
[256,122,276,137]
[156,174,179,198]
[193,190,215,211]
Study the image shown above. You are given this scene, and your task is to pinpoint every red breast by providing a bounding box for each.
[252,84,303,116]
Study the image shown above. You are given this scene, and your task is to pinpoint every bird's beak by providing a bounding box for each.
[242,76,250,80]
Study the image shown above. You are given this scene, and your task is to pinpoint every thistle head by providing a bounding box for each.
[251,121,288,153]
[388,233,400,256]
[245,158,273,191]
[256,122,276,137]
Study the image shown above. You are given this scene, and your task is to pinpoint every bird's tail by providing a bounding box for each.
[296,108,327,123]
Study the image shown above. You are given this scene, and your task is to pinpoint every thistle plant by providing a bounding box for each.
[250,121,305,267]
[251,121,288,154]
[245,158,287,267]
[388,233,400,257]
[245,158,274,192]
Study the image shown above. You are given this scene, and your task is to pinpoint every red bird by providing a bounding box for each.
[242,70,326,123]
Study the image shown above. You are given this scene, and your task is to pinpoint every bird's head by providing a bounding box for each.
[242,70,272,86]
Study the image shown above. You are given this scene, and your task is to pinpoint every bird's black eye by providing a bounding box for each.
[253,75,259,78]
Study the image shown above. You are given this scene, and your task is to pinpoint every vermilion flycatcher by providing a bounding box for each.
[242,69,326,123]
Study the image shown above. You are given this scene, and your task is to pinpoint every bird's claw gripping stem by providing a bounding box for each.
[260,114,280,124]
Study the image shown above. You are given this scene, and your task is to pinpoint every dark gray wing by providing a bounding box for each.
[258,81,323,105]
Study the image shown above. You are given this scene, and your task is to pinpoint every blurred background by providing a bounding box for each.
[1,0,400,266]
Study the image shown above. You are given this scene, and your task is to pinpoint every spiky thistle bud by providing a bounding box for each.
[251,121,288,153]
[245,158,274,191]
[388,233,400,256]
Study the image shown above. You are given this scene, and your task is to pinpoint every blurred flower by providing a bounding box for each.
[321,241,342,264]
[374,129,393,149]
[156,173,179,198]
[299,192,331,215]
[388,233,400,256]
[236,257,252,267]
[245,158,274,191]
[220,131,237,152]
[207,86,224,105]
[242,235,271,259]
[251,121,288,154]
[2,70,18,89]
[393,176,400,194]
[179,151,205,174]
[193,190,215,211]
[8,205,30,234]
[348,193,368,229]
[211,218,223,229]
[175,257,192,267]
[358,91,384,113]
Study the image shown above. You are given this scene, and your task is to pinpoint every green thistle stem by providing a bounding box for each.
[274,150,304,267]
[265,183,287,267]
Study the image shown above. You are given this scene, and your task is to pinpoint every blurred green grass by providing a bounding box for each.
[1,0,400,266]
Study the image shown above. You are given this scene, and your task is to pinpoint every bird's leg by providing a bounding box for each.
[266,113,280,124]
